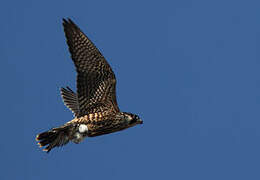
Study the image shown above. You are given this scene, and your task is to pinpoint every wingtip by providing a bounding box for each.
[62,18,67,24]
[66,86,73,92]
[68,18,74,24]
[62,18,72,27]
[60,86,74,93]
[62,18,79,33]
[62,18,75,24]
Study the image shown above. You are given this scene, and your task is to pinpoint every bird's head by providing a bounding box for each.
[122,112,143,127]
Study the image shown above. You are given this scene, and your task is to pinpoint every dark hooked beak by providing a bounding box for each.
[138,119,143,124]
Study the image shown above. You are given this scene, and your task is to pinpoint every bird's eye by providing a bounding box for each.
[134,115,140,121]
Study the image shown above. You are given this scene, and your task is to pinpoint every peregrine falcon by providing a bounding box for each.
[36,18,142,153]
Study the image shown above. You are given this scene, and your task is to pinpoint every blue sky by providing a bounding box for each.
[1,0,260,179]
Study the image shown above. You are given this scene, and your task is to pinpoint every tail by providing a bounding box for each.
[36,125,73,153]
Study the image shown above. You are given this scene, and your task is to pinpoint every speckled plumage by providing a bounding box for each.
[36,18,142,153]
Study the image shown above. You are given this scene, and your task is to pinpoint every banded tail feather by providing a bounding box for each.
[36,123,89,153]
[36,126,69,153]
[36,125,71,153]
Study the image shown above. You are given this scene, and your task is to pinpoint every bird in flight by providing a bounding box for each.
[36,18,142,153]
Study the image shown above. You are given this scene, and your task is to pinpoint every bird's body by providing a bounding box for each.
[69,112,136,137]
[36,18,142,152]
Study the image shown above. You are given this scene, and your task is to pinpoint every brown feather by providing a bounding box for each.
[62,18,120,117]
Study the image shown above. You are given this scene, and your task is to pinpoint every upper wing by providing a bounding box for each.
[62,18,120,117]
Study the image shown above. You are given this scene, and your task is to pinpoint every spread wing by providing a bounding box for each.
[62,18,120,117]
[60,86,80,117]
